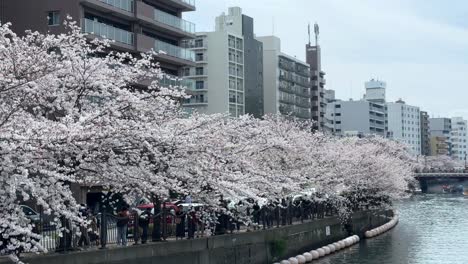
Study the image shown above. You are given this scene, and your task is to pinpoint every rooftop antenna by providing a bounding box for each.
[308,22,311,46]
[314,22,320,46]
[272,16,275,35]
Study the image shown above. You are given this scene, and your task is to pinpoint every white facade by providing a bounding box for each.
[325,99,387,137]
[256,36,312,119]
[450,117,468,161]
[182,7,245,117]
[387,100,421,155]
[364,79,386,103]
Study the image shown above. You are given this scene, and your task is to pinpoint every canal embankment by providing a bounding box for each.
[0,211,391,264]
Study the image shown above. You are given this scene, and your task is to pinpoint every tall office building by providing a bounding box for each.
[257,36,312,120]
[429,118,452,156]
[0,0,197,85]
[420,111,431,156]
[306,23,326,130]
[450,117,468,161]
[387,99,421,155]
[182,7,263,118]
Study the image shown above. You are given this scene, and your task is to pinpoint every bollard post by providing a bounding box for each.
[99,210,107,249]
[152,196,162,242]
[162,202,168,240]
[133,210,140,245]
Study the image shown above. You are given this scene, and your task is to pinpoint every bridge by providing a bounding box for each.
[414,172,468,179]
[414,172,468,193]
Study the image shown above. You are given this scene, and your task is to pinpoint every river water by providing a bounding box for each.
[314,194,468,264]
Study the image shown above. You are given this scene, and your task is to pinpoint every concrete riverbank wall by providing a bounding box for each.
[0,211,391,264]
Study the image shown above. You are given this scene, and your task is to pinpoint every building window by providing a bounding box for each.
[47,11,60,26]
[195,39,203,48]
[335,105,341,108]
[183,68,190,76]
[196,81,204,90]
[229,91,236,103]
[195,67,204,75]
[195,53,204,61]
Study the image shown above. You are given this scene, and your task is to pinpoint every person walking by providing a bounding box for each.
[139,208,152,244]
[116,206,130,246]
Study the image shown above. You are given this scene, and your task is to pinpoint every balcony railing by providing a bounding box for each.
[180,0,195,6]
[154,39,195,62]
[160,75,195,90]
[154,9,195,34]
[82,18,134,45]
[99,0,134,12]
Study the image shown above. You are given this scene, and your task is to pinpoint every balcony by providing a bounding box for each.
[82,18,134,48]
[154,0,196,12]
[154,39,194,61]
[160,75,195,90]
[154,9,195,34]
[136,34,195,66]
[136,2,195,38]
[81,0,134,20]
[98,0,133,12]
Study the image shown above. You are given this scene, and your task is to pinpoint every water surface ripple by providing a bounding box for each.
[314,195,468,264]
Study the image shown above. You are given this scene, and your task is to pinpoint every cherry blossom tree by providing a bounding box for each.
[0,18,417,261]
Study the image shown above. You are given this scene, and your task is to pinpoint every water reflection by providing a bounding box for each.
[314,195,468,264]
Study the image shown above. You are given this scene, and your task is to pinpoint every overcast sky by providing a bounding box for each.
[185,0,468,119]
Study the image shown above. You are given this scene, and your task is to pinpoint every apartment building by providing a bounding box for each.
[325,79,387,137]
[387,99,421,155]
[0,0,197,85]
[450,117,468,161]
[182,7,263,118]
[429,117,452,156]
[257,36,312,120]
[325,99,387,137]
[420,111,431,156]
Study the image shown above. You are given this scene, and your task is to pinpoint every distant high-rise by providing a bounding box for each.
[306,23,326,131]
[257,36,312,120]
[364,79,387,103]
[450,117,468,161]
[325,79,387,137]
[182,7,263,118]
[387,99,421,155]
[429,117,452,156]
[420,111,431,156]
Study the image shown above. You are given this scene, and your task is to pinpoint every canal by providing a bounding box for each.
[314,194,468,264]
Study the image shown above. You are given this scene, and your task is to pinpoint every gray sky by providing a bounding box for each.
[185,0,468,119]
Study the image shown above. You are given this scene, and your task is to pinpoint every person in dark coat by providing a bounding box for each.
[175,206,186,240]
[139,208,152,244]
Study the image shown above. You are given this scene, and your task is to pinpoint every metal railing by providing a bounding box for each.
[154,9,195,34]
[180,0,195,6]
[160,75,195,90]
[99,0,134,12]
[154,39,195,62]
[82,19,134,45]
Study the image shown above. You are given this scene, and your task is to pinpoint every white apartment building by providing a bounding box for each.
[256,36,312,120]
[450,117,468,161]
[325,99,387,137]
[325,79,387,137]
[181,7,246,117]
[387,100,421,155]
